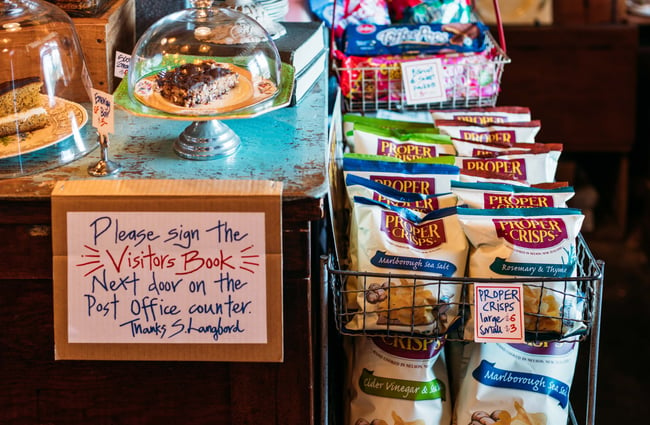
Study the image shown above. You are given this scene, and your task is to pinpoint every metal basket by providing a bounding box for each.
[333,30,510,113]
[325,234,603,343]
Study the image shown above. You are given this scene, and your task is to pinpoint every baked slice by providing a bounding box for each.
[155,60,239,108]
[0,77,48,138]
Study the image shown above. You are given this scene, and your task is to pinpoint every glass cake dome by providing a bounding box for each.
[0,0,95,178]
[123,0,288,159]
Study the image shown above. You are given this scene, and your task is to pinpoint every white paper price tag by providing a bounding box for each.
[91,89,114,135]
[401,58,447,105]
[474,283,525,343]
[114,51,131,78]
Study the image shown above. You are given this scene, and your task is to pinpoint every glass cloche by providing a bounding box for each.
[0,0,95,178]
[121,0,291,159]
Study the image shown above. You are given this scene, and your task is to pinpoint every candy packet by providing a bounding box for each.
[400,0,473,24]
[343,22,487,56]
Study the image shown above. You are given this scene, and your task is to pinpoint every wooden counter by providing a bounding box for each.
[0,74,330,424]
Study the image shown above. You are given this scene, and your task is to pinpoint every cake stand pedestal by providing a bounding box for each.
[175,119,240,160]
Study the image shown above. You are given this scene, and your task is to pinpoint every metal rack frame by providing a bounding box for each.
[321,233,603,425]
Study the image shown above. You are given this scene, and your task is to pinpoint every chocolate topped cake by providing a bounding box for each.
[155,60,240,108]
[0,77,49,138]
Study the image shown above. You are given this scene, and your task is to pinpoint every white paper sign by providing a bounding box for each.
[91,89,114,135]
[401,58,447,105]
[114,51,131,78]
[66,211,268,344]
[474,283,525,343]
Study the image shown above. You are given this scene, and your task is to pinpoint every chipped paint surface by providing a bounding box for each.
[0,75,330,203]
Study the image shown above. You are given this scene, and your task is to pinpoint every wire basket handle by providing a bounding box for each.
[492,0,507,54]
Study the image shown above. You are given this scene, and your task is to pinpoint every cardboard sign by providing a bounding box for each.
[473,283,525,343]
[52,179,284,362]
[401,58,447,105]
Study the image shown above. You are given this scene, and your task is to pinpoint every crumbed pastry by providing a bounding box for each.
[155,60,239,108]
[0,77,48,138]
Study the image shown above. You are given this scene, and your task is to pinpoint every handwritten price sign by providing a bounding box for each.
[91,89,114,135]
[401,58,447,105]
[473,283,525,343]
[66,211,268,344]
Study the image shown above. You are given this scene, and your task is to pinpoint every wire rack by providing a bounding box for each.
[326,234,602,343]
[333,30,511,113]
[321,234,604,425]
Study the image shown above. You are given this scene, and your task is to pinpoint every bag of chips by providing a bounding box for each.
[343,153,459,195]
[346,173,458,214]
[352,122,456,160]
[451,181,574,209]
[452,341,580,425]
[431,106,532,125]
[347,197,468,334]
[436,120,542,146]
[457,207,587,340]
[345,336,452,425]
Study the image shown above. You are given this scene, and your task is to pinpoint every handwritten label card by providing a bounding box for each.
[474,283,525,343]
[114,51,131,78]
[401,58,447,105]
[91,89,114,135]
[52,179,283,362]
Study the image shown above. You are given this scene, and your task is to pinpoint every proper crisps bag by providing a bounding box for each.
[457,207,587,340]
[345,336,452,425]
[343,153,460,195]
[431,106,532,125]
[346,173,458,215]
[452,341,580,425]
[352,122,456,160]
[451,181,575,209]
[347,197,468,334]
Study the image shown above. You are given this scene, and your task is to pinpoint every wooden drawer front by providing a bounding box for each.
[0,224,52,280]
[0,277,316,424]
[283,221,312,278]
[498,25,638,153]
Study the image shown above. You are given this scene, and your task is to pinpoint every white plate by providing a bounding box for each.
[0,96,88,160]
[134,63,278,115]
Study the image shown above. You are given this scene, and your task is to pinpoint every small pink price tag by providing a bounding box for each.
[474,283,525,343]
[91,89,114,136]
[401,58,447,105]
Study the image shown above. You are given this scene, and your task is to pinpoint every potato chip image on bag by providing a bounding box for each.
[346,197,469,335]
[457,207,586,340]
[452,341,579,425]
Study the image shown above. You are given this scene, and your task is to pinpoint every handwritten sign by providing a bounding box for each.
[401,58,447,105]
[91,89,114,135]
[114,51,131,78]
[67,211,268,344]
[52,179,283,361]
[474,283,525,343]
